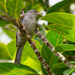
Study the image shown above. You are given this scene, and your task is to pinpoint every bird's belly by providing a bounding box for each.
[27,22,36,37]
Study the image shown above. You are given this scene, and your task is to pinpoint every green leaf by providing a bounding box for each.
[48,24,75,42]
[54,62,75,75]
[24,3,32,13]
[0,63,39,75]
[39,25,46,36]
[7,39,17,59]
[3,28,16,39]
[55,44,75,52]
[7,0,23,19]
[53,62,67,69]
[0,0,8,13]
[0,43,11,60]
[41,12,75,27]
[63,4,70,13]
[0,20,10,27]
[41,30,63,71]
[38,0,46,10]
[63,67,75,75]
[47,0,74,13]
[33,0,38,5]
[5,24,18,32]
[54,67,68,75]
[34,36,43,45]
[41,12,75,42]
[53,61,75,69]
[32,39,42,52]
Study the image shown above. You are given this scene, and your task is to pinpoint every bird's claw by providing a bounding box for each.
[32,41,35,46]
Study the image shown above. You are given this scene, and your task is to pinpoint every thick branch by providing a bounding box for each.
[35,28,74,69]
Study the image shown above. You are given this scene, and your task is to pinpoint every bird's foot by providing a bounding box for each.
[32,41,35,46]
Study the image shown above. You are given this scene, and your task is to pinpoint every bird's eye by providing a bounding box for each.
[34,11,36,12]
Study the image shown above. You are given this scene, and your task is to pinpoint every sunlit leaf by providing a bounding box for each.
[3,28,16,39]
[7,40,17,59]
[0,43,11,59]
[47,0,74,13]
[0,0,8,13]
[0,63,39,75]
[48,24,75,42]
[7,0,23,19]
[41,12,75,42]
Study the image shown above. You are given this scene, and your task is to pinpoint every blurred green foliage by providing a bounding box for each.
[0,0,75,75]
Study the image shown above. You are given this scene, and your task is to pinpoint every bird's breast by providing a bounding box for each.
[26,18,36,37]
[27,20,36,37]
[22,16,36,37]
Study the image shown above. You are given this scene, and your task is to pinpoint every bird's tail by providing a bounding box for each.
[15,45,24,65]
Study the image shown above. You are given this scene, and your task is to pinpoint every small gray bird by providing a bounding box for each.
[15,9,41,65]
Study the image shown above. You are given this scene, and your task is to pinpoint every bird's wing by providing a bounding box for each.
[16,31,20,47]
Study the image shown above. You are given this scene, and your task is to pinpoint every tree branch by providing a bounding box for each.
[16,20,55,75]
[0,10,11,21]
[0,15,9,21]
[35,28,74,69]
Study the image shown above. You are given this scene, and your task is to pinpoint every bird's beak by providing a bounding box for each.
[37,12,42,15]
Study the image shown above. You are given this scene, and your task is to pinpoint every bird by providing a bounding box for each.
[15,9,41,65]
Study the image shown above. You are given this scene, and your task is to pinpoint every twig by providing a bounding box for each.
[35,28,74,69]
[0,16,9,21]
[0,10,11,21]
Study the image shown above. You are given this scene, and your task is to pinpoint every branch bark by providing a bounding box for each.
[35,28,74,69]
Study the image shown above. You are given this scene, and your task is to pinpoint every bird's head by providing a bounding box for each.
[26,9,42,18]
